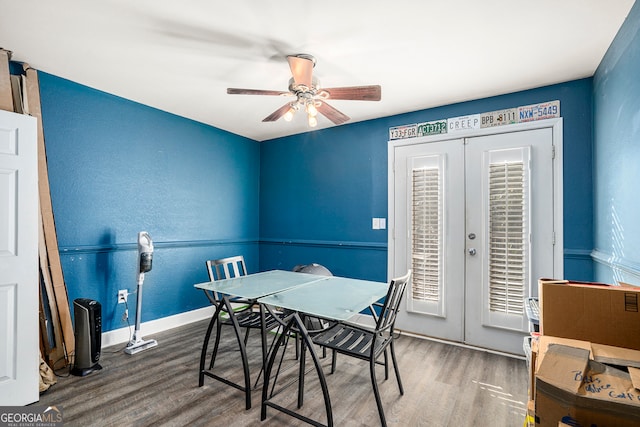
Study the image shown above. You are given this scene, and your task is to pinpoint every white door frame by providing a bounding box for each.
[387,118,563,304]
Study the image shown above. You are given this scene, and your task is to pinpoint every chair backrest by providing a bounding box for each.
[292,263,333,276]
[206,255,247,281]
[204,256,248,303]
[375,270,411,333]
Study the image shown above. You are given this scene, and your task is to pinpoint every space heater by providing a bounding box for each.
[71,298,103,376]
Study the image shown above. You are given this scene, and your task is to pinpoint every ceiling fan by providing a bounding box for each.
[227,54,381,127]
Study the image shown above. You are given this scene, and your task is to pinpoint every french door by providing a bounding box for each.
[389,121,562,355]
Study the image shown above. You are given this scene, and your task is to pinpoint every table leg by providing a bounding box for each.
[261,312,334,426]
[298,328,306,408]
[199,300,224,386]
[198,296,252,410]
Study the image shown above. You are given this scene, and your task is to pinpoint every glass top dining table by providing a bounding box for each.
[194,269,325,299]
[194,269,389,320]
[194,269,390,426]
[256,274,389,321]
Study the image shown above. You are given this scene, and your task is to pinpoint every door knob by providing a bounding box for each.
[468,248,477,256]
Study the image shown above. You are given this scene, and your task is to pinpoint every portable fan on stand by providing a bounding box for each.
[124,231,158,355]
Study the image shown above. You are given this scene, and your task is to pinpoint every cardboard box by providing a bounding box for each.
[528,336,539,398]
[535,342,640,426]
[539,279,640,351]
[536,335,640,370]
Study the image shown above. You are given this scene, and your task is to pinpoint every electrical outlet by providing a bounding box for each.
[118,289,128,304]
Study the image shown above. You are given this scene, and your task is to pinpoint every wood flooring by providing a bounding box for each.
[35,319,529,426]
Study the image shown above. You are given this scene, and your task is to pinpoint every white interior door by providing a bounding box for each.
[0,109,38,405]
[390,121,561,355]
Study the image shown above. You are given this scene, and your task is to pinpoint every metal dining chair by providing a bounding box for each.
[199,256,281,409]
[311,270,412,427]
[205,256,254,344]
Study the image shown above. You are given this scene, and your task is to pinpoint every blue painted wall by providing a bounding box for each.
[36,72,261,332]
[259,80,595,281]
[259,122,389,281]
[592,1,640,285]
[23,45,620,332]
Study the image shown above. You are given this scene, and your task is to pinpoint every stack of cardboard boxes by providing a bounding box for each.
[528,279,640,426]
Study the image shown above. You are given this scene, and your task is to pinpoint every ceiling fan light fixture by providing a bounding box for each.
[306,101,318,117]
[228,54,381,127]
[283,104,297,122]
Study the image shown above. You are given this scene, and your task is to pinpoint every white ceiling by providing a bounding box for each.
[1,1,635,141]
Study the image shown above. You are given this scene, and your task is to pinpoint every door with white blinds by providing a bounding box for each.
[464,129,554,353]
[391,124,559,355]
[392,139,465,343]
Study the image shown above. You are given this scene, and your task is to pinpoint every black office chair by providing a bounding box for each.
[312,270,411,427]
[200,256,281,409]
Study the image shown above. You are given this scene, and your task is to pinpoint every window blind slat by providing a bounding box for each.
[411,167,442,303]
[488,161,528,315]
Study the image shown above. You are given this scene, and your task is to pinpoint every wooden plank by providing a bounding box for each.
[0,49,12,111]
[23,64,75,359]
[10,75,23,113]
[39,210,66,367]
[38,283,49,359]
[21,75,29,113]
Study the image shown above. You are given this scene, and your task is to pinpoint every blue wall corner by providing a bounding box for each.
[592,1,640,285]
[36,72,261,331]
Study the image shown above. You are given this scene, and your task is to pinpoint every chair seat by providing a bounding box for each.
[308,270,412,427]
[227,308,281,331]
[312,323,389,360]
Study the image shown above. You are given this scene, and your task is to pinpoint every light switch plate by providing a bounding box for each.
[372,218,380,229]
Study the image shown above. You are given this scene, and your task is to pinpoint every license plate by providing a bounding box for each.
[447,114,481,132]
[417,120,447,137]
[389,124,417,140]
[481,108,518,128]
[518,101,560,122]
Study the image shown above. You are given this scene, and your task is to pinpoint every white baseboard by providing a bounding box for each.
[349,313,523,360]
[396,329,525,360]
[101,306,215,348]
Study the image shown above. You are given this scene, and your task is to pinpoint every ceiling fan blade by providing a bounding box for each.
[321,85,382,101]
[317,101,350,125]
[262,103,294,122]
[227,88,292,96]
[287,55,314,88]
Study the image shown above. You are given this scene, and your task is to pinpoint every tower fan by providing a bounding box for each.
[125,231,158,355]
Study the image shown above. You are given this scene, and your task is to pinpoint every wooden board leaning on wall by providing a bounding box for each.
[0,48,75,368]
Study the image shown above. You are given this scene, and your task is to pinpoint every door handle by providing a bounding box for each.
[468,248,477,256]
